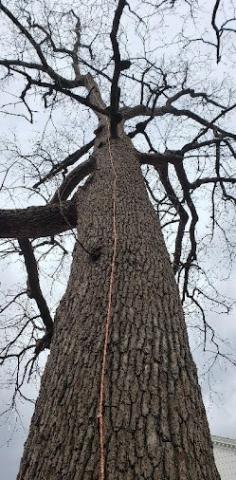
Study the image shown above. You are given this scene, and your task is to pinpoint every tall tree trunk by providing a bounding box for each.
[17,134,220,480]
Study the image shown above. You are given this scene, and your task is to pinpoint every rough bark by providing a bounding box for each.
[17,134,220,480]
[0,199,77,239]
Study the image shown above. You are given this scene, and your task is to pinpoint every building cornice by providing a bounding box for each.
[212,435,236,450]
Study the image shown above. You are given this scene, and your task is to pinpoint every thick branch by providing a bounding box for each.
[211,0,221,63]
[190,176,236,190]
[0,58,45,72]
[51,155,96,203]
[0,200,77,239]
[19,75,106,115]
[109,0,127,136]
[122,103,236,139]
[139,150,183,166]
[158,164,189,274]
[18,239,53,335]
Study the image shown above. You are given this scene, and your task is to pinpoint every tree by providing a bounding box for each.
[0,0,235,478]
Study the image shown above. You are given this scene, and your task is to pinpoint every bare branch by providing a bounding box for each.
[18,239,53,335]
[123,103,236,139]
[211,0,221,63]
[109,0,128,136]
[50,155,96,203]
[0,199,77,239]
[33,139,95,189]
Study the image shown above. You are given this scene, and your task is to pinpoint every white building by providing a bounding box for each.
[213,435,236,480]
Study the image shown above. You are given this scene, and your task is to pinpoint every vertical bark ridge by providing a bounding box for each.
[17,135,220,480]
[97,125,119,480]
